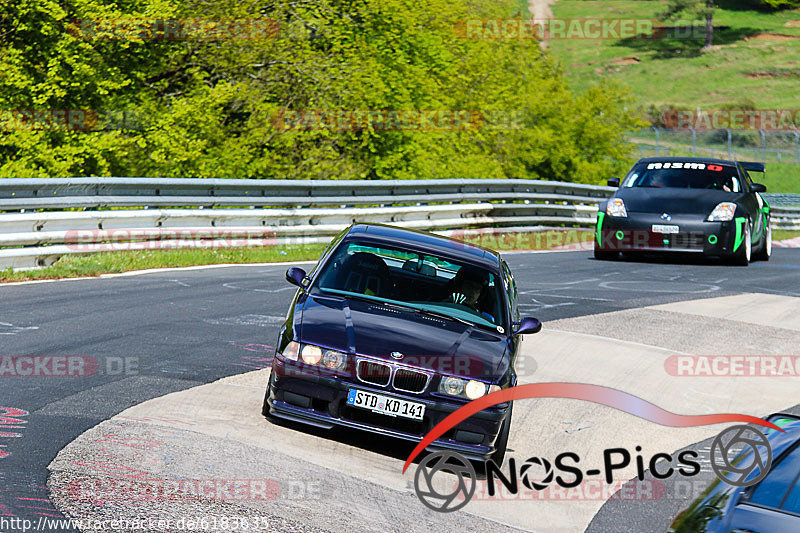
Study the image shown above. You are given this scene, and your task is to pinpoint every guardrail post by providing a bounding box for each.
[794,130,800,165]
[690,127,697,156]
[759,129,766,163]
[726,128,732,160]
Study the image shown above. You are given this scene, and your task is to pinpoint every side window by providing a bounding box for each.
[740,167,754,189]
[501,261,518,321]
[308,228,348,278]
[748,441,800,513]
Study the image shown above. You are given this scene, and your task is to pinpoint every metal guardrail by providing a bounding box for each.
[0,178,797,269]
[0,178,612,210]
[772,206,800,231]
[763,193,800,207]
[0,178,606,269]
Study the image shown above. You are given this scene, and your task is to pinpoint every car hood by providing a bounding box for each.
[299,294,508,380]
[614,188,743,215]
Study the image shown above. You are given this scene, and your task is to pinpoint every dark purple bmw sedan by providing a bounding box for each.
[262,223,541,463]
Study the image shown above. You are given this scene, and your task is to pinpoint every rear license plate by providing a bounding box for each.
[347,389,425,420]
[651,224,680,234]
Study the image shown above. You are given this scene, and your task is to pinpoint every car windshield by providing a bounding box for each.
[311,240,507,332]
[623,162,742,192]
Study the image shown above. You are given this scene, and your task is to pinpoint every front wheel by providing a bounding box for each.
[754,222,771,262]
[262,372,275,417]
[489,403,512,466]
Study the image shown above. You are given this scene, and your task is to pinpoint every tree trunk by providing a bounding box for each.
[703,0,714,50]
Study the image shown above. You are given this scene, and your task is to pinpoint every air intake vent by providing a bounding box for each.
[357,360,391,386]
[393,368,430,393]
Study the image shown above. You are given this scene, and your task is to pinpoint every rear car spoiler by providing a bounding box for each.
[740,162,765,172]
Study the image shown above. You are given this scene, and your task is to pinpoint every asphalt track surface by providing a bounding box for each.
[2,249,800,532]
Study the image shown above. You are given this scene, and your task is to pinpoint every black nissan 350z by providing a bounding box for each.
[595,157,771,265]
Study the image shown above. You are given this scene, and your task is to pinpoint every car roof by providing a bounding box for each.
[635,156,741,166]
[343,223,502,271]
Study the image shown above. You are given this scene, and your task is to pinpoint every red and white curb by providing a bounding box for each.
[775,237,800,248]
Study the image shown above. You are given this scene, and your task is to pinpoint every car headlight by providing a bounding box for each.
[439,376,489,400]
[287,343,347,370]
[440,376,465,396]
[707,202,737,222]
[281,340,301,361]
[301,344,323,365]
[465,380,487,400]
[606,198,627,217]
[321,349,346,370]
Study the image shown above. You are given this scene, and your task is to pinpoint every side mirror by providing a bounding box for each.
[751,183,767,193]
[513,317,542,336]
[607,177,620,188]
[286,267,307,288]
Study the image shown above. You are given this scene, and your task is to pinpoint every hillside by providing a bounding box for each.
[549,0,800,109]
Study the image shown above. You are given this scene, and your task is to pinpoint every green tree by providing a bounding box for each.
[0,0,644,184]
[759,0,800,8]
[662,0,717,50]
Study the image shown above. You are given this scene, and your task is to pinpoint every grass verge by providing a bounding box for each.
[0,244,328,283]
[774,230,800,241]
[0,230,596,283]
[8,228,794,284]
[757,164,798,194]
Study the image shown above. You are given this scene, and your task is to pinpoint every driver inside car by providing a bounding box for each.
[447,268,495,322]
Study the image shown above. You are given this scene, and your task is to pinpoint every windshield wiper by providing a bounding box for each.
[414,307,474,326]
[328,291,416,313]
[324,289,477,327]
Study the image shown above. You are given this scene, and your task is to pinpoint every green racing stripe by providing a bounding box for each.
[596,212,605,246]
[733,217,746,252]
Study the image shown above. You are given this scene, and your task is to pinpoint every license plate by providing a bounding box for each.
[346,389,425,420]
[652,224,680,234]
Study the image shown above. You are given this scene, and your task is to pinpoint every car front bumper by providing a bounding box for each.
[266,356,509,461]
[595,212,744,255]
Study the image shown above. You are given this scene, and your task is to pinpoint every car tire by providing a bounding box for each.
[262,372,275,418]
[732,219,752,266]
[594,249,619,261]
[754,222,771,262]
[490,403,512,466]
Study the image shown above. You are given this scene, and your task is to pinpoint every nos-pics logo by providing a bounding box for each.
[413,424,774,513]
[402,384,784,513]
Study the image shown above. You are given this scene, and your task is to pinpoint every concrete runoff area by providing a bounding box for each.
[48,293,800,532]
